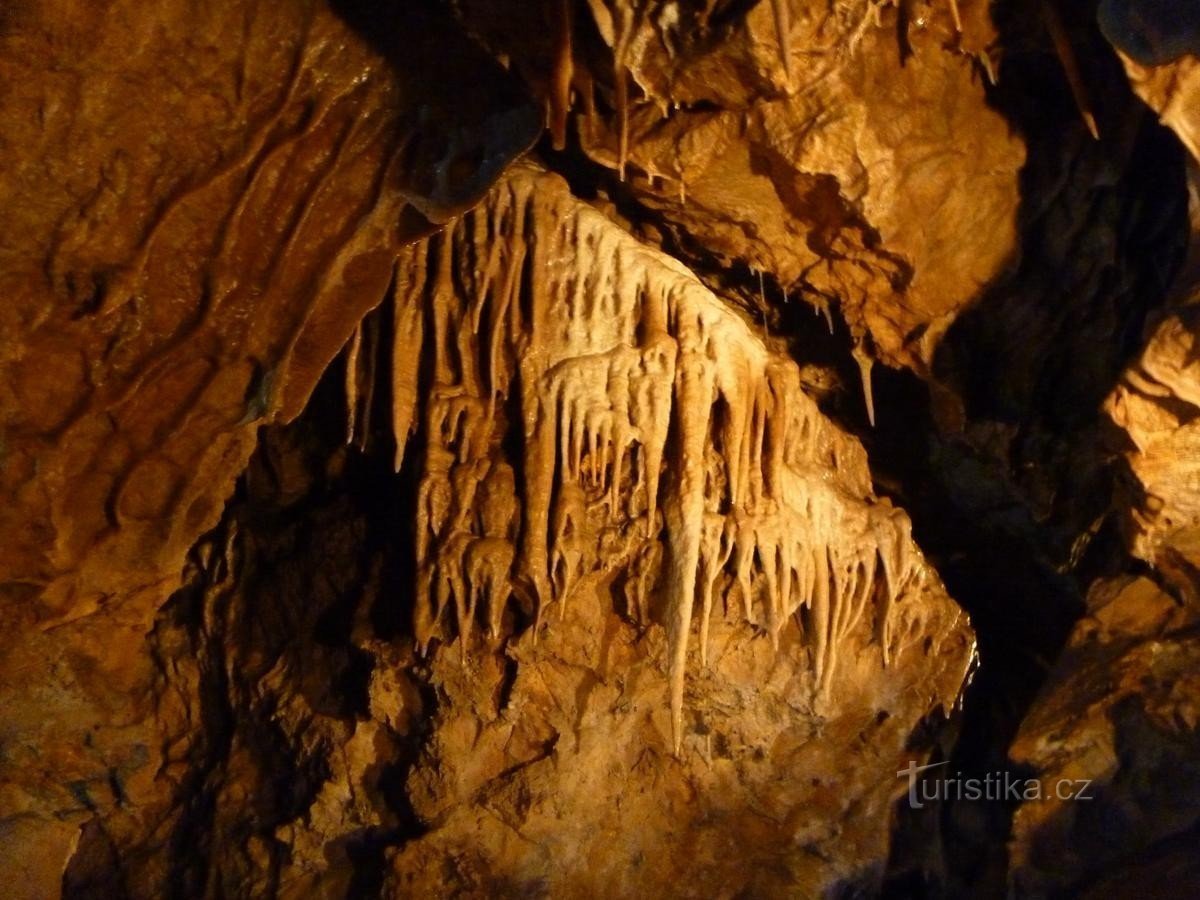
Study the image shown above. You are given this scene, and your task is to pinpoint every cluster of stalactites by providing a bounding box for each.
[541,0,796,189]
[359,166,926,751]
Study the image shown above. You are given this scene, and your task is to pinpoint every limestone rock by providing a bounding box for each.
[453,0,1025,374]
[0,0,537,888]
[51,165,974,898]
[377,165,974,893]
[1009,574,1200,897]
[1,0,1197,895]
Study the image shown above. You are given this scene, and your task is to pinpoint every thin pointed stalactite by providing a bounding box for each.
[392,259,424,472]
[771,0,793,81]
[344,322,363,446]
[615,63,631,181]
[1043,2,1101,140]
[358,312,378,452]
[550,0,575,150]
[852,342,876,427]
[388,165,933,753]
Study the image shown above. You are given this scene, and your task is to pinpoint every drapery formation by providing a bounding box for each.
[346,166,934,750]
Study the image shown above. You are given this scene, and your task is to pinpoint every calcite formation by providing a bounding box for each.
[453,0,1025,374]
[0,0,538,888]
[380,165,955,752]
[44,165,974,898]
[2,0,1198,896]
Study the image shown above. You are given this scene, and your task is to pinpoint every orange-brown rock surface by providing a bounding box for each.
[1009,574,1200,897]
[454,0,1025,375]
[1005,8,1200,896]
[2,0,1200,897]
[0,0,538,890]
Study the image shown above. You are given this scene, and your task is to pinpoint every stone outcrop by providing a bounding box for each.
[0,0,537,889]
[1004,12,1200,896]
[454,0,1025,375]
[2,0,1199,896]
[1009,575,1200,897]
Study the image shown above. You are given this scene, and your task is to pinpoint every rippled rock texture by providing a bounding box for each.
[2,0,1200,897]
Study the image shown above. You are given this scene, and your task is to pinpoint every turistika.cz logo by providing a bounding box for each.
[896,760,1094,809]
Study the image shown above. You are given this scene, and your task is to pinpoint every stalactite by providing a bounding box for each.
[665,307,716,750]
[698,513,735,667]
[358,312,378,452]
[852,342,876,427]
[1043,3,1100,140]
[392,256,424,472]
[615,63,631,181]
[388,165,932,753]
[947,0,962,34]
[344,323,362,446]
[771,0,793,81]
[550,0,575,150]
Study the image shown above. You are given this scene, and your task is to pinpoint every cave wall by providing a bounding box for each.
[0,0,537,888]
[1,0,1199,896]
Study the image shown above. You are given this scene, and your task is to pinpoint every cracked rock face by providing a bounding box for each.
[3,0,1200,897]
[53,165,975,898]
[453,0,1025,373]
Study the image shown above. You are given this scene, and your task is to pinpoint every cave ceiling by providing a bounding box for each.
[2,0,1200,896]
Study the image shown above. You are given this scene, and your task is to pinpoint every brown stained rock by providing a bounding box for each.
[392,164,968,742]
[1102,13,1200,582]
[56,300,970,897]
[1008,574,1200,896]
[69,163,972,896]
[377,166,974,894]
[1115,51,1200,163]
[453,0,1024,374]
[1104,162,1200,592]
[0,0,537,889]
[391,570,970,897]
[1019,24,1200,897]
[4,0,1192,895]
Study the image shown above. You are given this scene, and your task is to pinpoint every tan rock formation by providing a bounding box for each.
[1009,575,1200,897]
[0,0,538,888]
[1010,15,1200,895]
[2,0,1197,895]
[80,164,971,897]
[1116,54,1200,162]
[395,165,963,748]
[374,166,973,892]
[453,0,1025,375]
